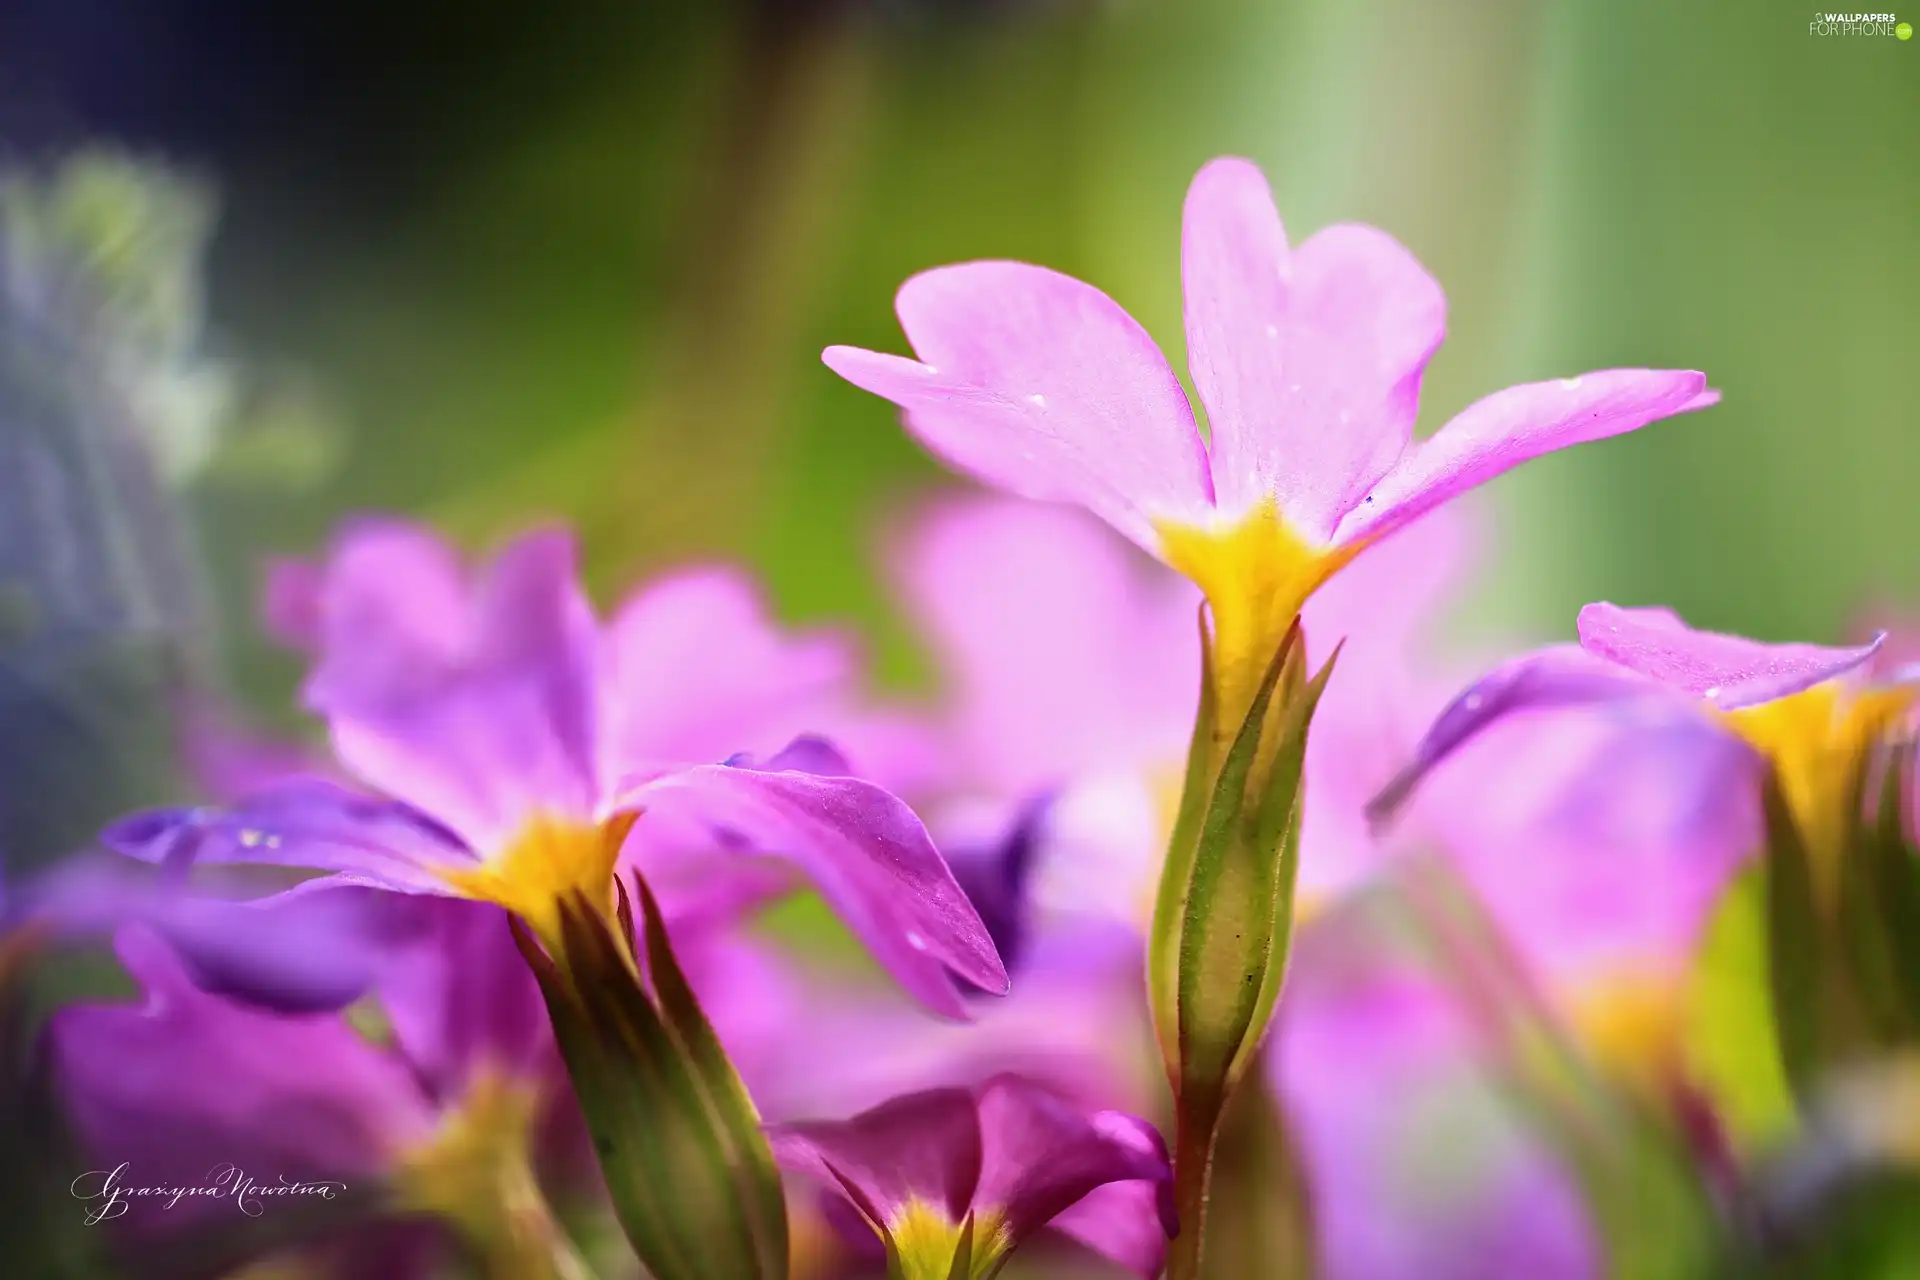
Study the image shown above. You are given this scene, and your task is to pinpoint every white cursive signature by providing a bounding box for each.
[70,1163,346,1224]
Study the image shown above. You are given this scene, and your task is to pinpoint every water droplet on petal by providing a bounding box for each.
[905,931,928,952]
[238,829,263,848]
[1026,393,1047,408]
[1462,692,1484,711]
[1265,324,1279,339]
[1703,686,1721,700]
[1558,376,1584,391]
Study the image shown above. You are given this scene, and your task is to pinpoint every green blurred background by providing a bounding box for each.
[6,0,1908,722]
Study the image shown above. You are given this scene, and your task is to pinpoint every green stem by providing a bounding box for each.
[1168,1099,1221,1280]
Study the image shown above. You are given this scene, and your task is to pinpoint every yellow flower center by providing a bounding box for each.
[392,1068,546,1244]
[1720,680,1916,897]
[887,1197,1012,1280]
[437,812,638,955]
[1156,499,1361,738]
[1566,966,1684,1090]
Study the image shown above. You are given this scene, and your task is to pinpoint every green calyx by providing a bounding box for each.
[511,874,790,1280]
[1148,614,1340,1278]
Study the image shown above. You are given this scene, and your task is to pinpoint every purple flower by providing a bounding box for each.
[50,926,433,1236]
[1380,603,1902,869]
[827,157,1714,724]
[48,907,610,1277]
[1274,928,1599,1280]
[106,520,1004,1016]
[1371,603,1914,1077]
[4,857,389,1014]
[770,1073,1175,1278]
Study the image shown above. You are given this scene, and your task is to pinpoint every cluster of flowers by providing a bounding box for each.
[5,157,1912,1280]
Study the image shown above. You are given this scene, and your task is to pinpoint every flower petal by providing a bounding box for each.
[941,798,1048,982]
[14,858,396,1013]
[372,896,554,1102]
[298,517,471,691]
[1334,372,1717,548]
[973,1075,1174,1262]
[1275,952,1598,1280]
[100,777,475,893]
[1049,1180,1181,1279]
[1442,711,1763,990]
[631,760,1008,1018]
[1184,158,1445,539]
[895,495,1200,795]
[1368,646,1659,828]
[305,524,602,848]
[824,261,1213,550]
[50,929,432,1229]
[1577,602,1884,709]
[769,1085,983,1228]
[603,567,857,769]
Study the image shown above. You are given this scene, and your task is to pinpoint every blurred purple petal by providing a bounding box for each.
[941,797,1048,980]
[604,567,859,768]
[306,523,602,848]
[1577,603,1884,709]
[1276,940,1598,1280]
[366,896,553,1103]
[12,859,395,1013]
[152,882,393,1014]
[893,496,1200,797]
[50,929,433,1232]
[1369,645,1658,828]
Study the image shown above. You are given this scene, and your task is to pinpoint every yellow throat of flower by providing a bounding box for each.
[1720,680,1916,892]
[392,1068,547,1247]
[1157,500,1361,735]
[1567,966,1686,1092]
[438,812,639,955]
[887,1197,1012,1280]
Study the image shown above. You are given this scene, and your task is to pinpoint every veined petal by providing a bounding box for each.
[100,777,477,894]
[631,759,1008,1018]
[307,524,602,849]
[1333,371,1716,547]
[1184,158,1445,540]
[973,1075,1174,1266]
[824,261,1213,550]
[1577,602,1884,709]
[602,566,857,770]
